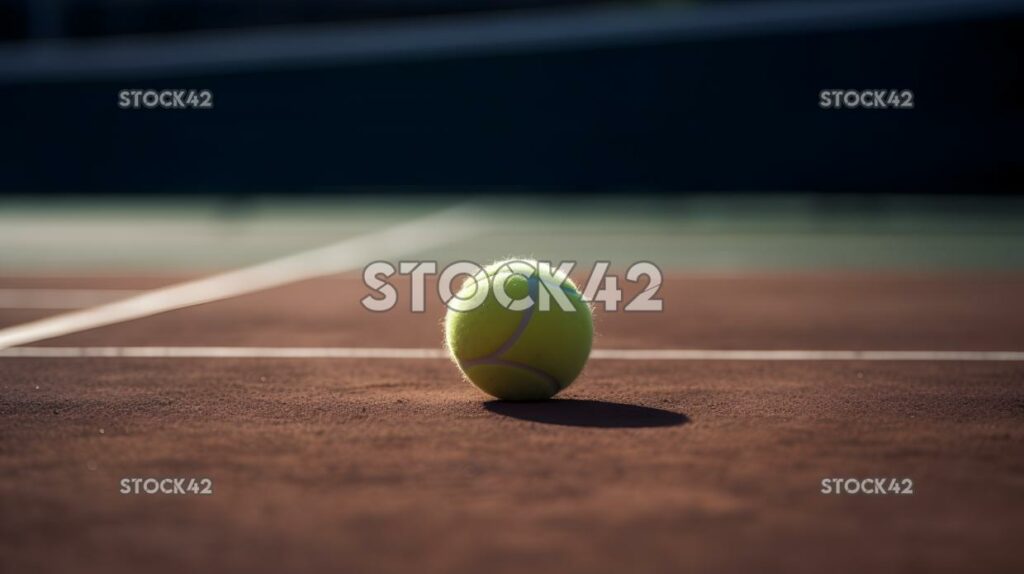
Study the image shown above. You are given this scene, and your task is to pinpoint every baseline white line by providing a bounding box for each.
[0,347,449,359]
[0,204,484,350]
[592,349,1024,361]
[1,347,1023,361]
[0,288,143,309]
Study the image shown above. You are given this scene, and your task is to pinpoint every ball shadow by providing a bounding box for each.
[483,399,689,428]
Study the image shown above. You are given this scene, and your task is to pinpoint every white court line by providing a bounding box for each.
[0,204,484,350]
[1,347,1022,361]
[0,347,449,359]
[592,349,1024,361]
[0,289,143,309]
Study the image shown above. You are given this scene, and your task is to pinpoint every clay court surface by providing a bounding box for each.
[2,199,1023,573]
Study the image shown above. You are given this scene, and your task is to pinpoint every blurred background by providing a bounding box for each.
[0,0,1021,195]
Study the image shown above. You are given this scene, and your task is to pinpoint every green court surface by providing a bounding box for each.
[2,194,1023,273]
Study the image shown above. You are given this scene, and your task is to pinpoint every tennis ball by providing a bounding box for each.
[444,259,593,400]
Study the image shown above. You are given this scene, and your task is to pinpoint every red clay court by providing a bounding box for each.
[1,196,1022,573]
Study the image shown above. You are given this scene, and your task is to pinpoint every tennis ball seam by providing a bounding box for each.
[485,275,539,357]
[456,276,563,395]
[446,260,592,400]
[459,357,561,396]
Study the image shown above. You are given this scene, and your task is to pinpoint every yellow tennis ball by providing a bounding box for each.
[444,259,593,400]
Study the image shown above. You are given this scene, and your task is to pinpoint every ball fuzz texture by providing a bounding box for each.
[444,259,593,401]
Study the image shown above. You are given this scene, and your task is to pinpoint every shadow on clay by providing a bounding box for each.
[483,399,689,428]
